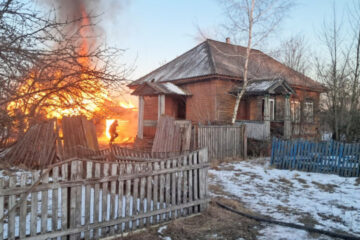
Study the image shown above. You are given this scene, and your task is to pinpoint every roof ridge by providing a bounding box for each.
[130,41,211,86]
[205,40,217,74]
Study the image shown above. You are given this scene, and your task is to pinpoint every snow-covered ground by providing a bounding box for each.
[209,158,360,240]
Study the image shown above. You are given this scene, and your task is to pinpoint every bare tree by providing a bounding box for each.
[0,0,129,146]
[273,34,311,75]
[345,0,360,140]
[317,2,360,141]
[217,0,295,123]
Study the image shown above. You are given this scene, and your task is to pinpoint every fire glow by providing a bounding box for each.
[7,3,138,147]
[101,100,138,144]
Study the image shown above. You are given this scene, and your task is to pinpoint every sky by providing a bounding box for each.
[38,0,352,80]
[95,0,351,80]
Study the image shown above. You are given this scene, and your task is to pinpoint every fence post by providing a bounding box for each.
[198,148,208,211]
[243,125,247,159]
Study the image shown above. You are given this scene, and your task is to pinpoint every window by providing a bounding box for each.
[262,98,275,121]
[291,99,300,123]
[303,101,314,123]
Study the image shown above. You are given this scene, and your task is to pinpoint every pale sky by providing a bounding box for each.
[38,0,352,80]
[97,0,350,80]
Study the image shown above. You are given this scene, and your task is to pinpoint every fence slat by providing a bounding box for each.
[0,179,4,240]
[271,138,360,177]
[19,174,27,239]
[165,160,171,220]
[153,162,159,223]
[60,164,68,240]
[146,162,153,225]
[139,164,146,227]
[8,176,16,239]
[171,159,177,219]
[93,163,101,238]
[102,163,109,236]
[193,152,199,213]
[84,162,92,240]
[159,161,165,221]
[132,164,139,229]
[109,163,117,235]
[182,156,188,216]
[51,167,59,236]
[124,164,132,231]
[69,161,79,240]
[188,154,193,215]
[41,173,49,234]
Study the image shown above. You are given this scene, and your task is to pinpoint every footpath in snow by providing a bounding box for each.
[209,158,360,240]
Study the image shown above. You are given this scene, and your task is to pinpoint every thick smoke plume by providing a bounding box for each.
[41,0,130,46]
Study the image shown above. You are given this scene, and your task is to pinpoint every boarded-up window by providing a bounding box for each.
[303,101,314,123]
[291,100,300,123]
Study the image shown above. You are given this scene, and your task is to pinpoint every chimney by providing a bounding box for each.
[226,37,231,44]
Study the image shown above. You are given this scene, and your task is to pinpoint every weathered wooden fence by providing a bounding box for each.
[236,121,269,140]
[271,138,360,177]
[197,125,247,160]
[0,148,209,239]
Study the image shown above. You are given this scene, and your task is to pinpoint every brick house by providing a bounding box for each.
[129,39,326,140]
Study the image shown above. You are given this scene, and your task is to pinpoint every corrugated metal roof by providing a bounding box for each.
[130,39,326,92]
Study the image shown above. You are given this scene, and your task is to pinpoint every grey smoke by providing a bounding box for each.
[40,0,131,28]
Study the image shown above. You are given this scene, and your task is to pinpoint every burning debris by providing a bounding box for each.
[0,0,137,168]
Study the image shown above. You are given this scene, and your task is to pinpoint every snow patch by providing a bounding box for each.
[209,159,360,240]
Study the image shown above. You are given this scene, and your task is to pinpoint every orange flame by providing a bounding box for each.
[6,7,107,120]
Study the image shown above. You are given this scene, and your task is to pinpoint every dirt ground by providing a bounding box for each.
[113,197,261,240]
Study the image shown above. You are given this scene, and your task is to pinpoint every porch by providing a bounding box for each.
[232,78,294,140]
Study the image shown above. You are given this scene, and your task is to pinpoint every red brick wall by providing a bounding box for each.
[214,79,237,122]
[143,96,158,120]
[236,100,248,120]
[143,96,157,137]
[291,88,321,138]
[165,96,179,118]
[236,96,262,121]
[181,80,217,124]
[140,80,322,139]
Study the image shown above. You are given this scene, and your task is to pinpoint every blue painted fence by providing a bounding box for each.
[270,138,360,177]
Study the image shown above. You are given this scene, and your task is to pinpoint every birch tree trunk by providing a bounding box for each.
[231,0,255,124]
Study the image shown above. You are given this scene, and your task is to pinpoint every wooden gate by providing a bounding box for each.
[197,125,247,160]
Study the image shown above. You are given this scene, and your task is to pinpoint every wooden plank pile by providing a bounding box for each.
[2,116,100,169]
[4,120,57,168]
[62,116,99,158]
[152,116,191,153]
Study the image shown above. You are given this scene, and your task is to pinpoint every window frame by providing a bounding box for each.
[291,99,301,123]
[303,100,314,123]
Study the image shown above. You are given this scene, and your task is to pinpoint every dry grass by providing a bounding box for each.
[355,177,360,186]
[311,181,338,193]
[115,198,261,240]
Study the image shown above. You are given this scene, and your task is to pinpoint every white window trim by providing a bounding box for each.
[304,101,314,123]
[269,98,275,121]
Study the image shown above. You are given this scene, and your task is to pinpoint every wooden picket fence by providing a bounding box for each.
[197,125,247,160]
[271,138,360,177]
[0,148,209,239]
